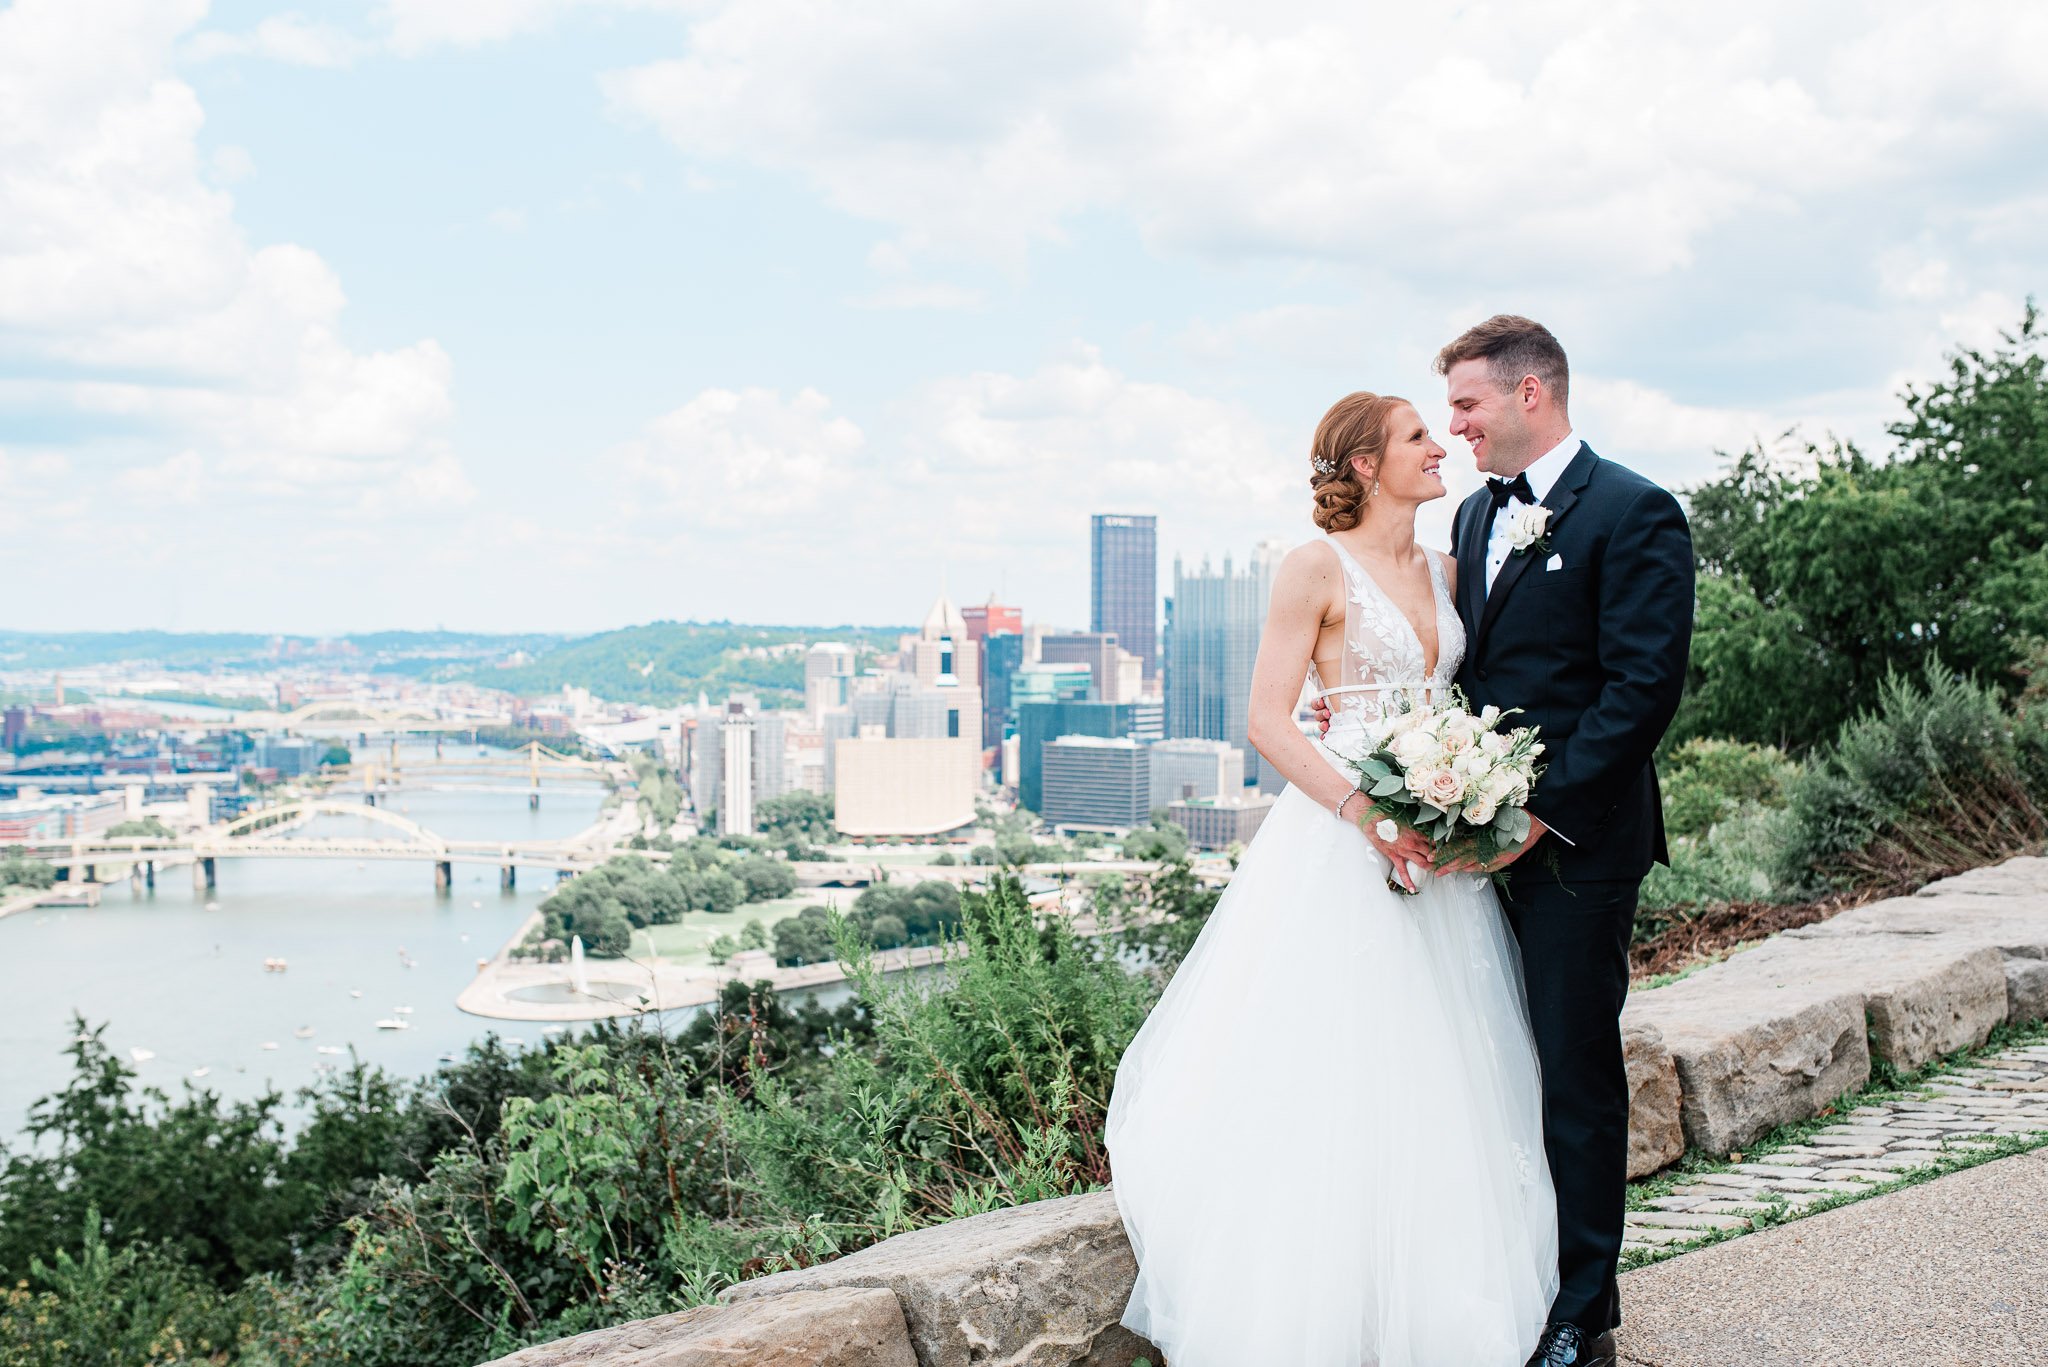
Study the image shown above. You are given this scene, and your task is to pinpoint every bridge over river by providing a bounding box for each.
[22,799,631,895]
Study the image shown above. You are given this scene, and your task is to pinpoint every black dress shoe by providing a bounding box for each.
[1524,1322,1617,1367]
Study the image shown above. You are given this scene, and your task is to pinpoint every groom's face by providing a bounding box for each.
[1444,358,1529,476]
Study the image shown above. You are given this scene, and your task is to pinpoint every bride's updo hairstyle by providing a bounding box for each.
[1310,391,1407,533]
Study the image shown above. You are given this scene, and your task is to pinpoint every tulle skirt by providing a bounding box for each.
[1105,727,1558,1367]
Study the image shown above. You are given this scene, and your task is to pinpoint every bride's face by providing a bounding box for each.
[1362,404,1448,504]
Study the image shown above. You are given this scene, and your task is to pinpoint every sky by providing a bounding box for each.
[4,0,2047,637]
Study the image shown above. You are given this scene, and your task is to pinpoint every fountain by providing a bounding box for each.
[569,935,591,996]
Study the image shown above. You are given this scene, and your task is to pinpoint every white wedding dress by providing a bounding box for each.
[1106,538,1558,1367]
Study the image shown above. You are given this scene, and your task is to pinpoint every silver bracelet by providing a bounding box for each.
[1337,786,1366,822]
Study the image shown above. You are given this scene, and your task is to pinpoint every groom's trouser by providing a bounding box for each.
[1500,875,1638,1334]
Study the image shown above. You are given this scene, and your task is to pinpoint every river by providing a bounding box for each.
[0,759,607,1138]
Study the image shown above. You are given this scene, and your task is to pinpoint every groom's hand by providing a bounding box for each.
[1310,695,1333,736]
[1446,816,1549,874]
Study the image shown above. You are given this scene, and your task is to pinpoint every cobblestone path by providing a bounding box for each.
[1625,1041,2048,1256]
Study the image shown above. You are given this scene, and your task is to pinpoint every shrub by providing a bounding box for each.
[723,876,1152,1255]
[1779,660,2046,895]
[1660,739,1797,841]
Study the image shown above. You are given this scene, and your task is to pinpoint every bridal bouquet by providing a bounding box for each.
[1335,692,1545,893]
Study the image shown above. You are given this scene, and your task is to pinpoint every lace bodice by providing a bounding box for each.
[1307,538,1465,722]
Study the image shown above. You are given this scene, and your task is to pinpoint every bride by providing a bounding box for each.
[1105,391,1558,1366]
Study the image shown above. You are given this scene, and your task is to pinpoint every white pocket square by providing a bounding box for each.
[1545,553,1564,571]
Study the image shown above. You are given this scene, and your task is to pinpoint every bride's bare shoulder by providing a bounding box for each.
[1273,539,1344,588]
[1264,541,1347,625]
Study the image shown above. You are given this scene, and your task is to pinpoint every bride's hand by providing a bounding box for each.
[1341,796,1433,892]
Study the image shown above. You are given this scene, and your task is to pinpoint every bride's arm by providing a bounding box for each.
[1245,545,1434,888]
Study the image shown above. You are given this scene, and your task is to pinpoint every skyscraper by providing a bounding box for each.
[1014,698,1164,813]
[1091,513,1157,680]
[980,632,1026,749]
[1040,737,1151,831]
[1166,541,1285,788]
[961,598,1022,644]
[720,713,755,836]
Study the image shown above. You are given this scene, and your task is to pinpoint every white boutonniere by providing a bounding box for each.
[1506,505,1552,557]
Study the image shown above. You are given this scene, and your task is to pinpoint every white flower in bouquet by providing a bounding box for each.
[1464,793,1499,827]
[1389,726,1438,768]
[1478,730,1511,757]
[1481,766,1526,809]
[1479,705,1501,727]
[1417,767,1467,811]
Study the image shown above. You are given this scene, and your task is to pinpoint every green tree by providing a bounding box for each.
[1121,815,1189,862]
[754,791,835,845]
[771,907,838,966]
[739,919,769,952]
[1678,306,2048,752]
[734,856,796,904]
[0,854,56,892]
[105,817,172,840]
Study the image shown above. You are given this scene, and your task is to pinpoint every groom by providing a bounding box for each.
[1323,316,1694,1366]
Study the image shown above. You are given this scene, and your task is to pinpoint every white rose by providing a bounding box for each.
[1453,748,1490,779]
[1464,796,1498,827]
[1479,705,1501,727]
[1417,767,1467,810]
[1374,819,1399,843]
[1506,505,1551,551]
[1478,730,1510,757]
[1389,728,1437,767]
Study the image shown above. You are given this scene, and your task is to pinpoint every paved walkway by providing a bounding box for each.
[1616,1146,2048,1365]
[1624,1040,2048,1254]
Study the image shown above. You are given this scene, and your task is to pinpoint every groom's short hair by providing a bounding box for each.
[1435,315,1569,408]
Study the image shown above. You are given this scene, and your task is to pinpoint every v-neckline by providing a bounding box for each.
[1327,537,1442,680]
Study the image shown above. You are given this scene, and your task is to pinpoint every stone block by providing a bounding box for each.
[1623,1021,1685,1177]
[1861,945,2007,1071]
[1911,856,2048,899]
[721,1190,1159,1367]
[478,1286,917,1367]
[1625,965,1869,1155]
[2007,952,2048,1024]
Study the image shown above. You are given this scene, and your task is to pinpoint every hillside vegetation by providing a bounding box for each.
[456,621,903,707]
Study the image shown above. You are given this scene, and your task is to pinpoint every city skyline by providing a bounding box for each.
[7,2,2048,636]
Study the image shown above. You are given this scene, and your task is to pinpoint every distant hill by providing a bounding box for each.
[455,621,907,707]
[0,629,556,672]
[0,624,911,708]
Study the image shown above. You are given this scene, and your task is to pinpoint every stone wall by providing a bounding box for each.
[482,857,2048,1367]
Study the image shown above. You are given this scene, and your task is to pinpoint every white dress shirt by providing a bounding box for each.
[1483,430,1580,592]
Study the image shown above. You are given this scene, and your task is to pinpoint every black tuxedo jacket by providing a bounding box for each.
[1451,443,1694,883]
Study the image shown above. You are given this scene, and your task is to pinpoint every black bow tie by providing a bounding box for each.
[1488,473,1536,509]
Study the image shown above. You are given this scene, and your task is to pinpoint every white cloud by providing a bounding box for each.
[183,14,368,67]
[908,343,1305,565]
[602,1,2048,285]
[846,283,984,311]
[0,0,464,516]
[374,0,692,56]
[486,207,529,233]
[617,386,867,532]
